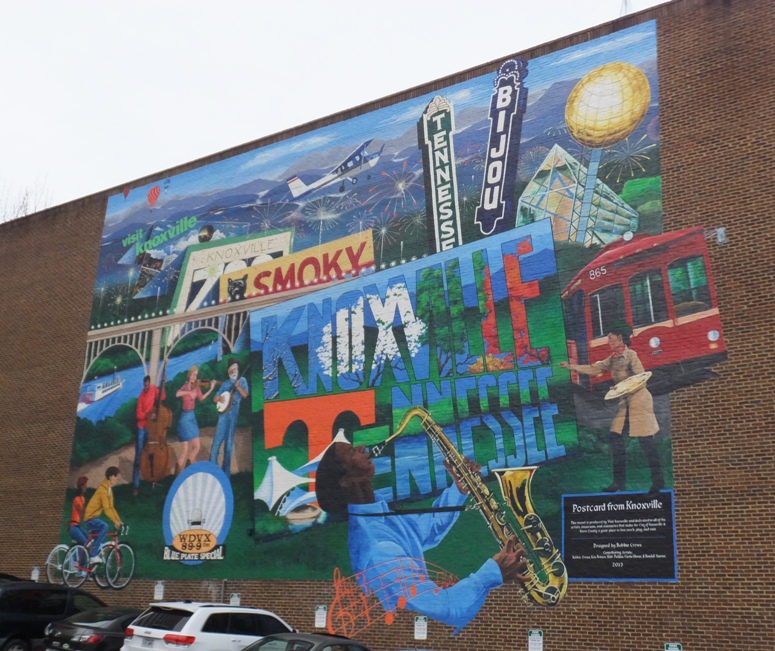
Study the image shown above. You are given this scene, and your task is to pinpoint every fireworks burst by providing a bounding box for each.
[347,210,374,234]
[518,146,551,182]
[472,156,487,172]
[364,161,424,218]
[458,184,482,219]
[334,193,363,211]
[370,214,401,263]
[602,135,657,183]
[105,284,131,317]
[544,124,569,137]
[94,282,109,312]
[302,196,342,245]
[250,200,295,233]
[399,209,427,235]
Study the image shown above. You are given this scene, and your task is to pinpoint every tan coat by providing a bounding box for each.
[576,348,659,438]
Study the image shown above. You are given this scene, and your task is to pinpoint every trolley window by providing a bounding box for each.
[589,284,625,339]
[628,269,668,327]
[668,256,711,317]
[562,290,587,344]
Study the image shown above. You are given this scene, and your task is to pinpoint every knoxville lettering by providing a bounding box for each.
[129,216,198,255]
[258,231,549,400]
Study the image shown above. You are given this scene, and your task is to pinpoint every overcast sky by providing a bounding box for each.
[0,0,668,210]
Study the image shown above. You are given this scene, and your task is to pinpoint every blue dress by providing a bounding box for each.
[178,409,199,441]
[177,383,205,441]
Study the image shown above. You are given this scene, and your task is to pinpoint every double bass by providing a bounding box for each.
[140,362,173,482]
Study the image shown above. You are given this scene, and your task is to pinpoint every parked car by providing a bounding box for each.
[0,581,106,651]
[242,633,371,651]
[123,602,295,651]
[44,608,141,651]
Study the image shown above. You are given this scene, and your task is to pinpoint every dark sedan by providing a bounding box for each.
[43,608,141,651]
[242,632,371,651]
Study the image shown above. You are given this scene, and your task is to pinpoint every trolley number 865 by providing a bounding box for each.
[589,265,607,280]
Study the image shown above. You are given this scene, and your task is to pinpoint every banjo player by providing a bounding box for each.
[209,358,249,476]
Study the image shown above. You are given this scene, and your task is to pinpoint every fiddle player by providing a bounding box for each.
[175,365,216,474]
[210,358,248,476]
[134,374,166,496]
[315,441,528,632]
[560,322,664,497]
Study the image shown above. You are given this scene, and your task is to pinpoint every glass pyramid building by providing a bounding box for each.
[516,144,639,246]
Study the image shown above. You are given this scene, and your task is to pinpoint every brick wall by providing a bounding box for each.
[1,1,773,649]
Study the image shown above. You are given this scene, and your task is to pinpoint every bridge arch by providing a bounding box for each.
[82,340,148,386]
[165,325,232,362]
[164,313,247,363]
[83,307,250,386]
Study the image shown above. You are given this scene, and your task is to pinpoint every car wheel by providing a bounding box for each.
[2,638,30,651]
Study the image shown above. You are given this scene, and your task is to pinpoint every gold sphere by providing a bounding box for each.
[565,62,651,149]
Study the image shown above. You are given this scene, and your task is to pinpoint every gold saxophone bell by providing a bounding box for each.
[381,406,568,607]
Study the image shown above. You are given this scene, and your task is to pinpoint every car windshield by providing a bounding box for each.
[245,637,314,651]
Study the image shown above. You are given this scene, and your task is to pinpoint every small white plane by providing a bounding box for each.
[286,139,384,199]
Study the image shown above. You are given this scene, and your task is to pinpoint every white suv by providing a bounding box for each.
[123,602,295,651]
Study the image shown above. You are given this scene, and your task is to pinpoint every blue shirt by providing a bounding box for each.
[347,485,503,632]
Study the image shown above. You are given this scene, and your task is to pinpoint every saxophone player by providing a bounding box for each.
[316,442,528,632]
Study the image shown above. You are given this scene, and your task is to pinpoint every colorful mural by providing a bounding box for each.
[54,20,728,633]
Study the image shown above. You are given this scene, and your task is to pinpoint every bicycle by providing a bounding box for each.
[46,536,110,587]
[62,525,135,589]
[45,543,71,585]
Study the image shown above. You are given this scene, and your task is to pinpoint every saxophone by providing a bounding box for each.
[372,406,567,607]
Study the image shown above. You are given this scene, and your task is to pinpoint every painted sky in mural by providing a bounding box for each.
[89,22,659,330]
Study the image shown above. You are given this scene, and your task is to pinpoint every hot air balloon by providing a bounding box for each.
[163,179,171,194]
[123,187,130,199]
[147,185,161,208]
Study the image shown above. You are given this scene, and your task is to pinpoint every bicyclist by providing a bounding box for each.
[83,466,124,565]
[68,476,89,546]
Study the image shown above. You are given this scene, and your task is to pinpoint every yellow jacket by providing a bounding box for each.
[84,479,121,525]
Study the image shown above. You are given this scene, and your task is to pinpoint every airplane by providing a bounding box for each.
[286,139,384,199]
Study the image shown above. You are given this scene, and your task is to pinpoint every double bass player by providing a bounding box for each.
[134,374,165,496]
